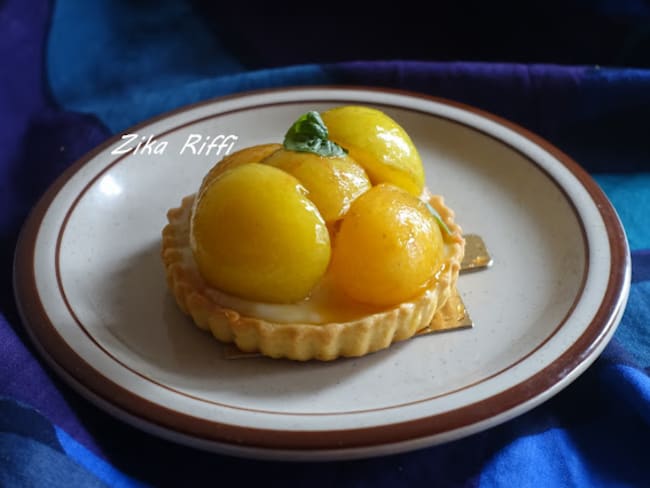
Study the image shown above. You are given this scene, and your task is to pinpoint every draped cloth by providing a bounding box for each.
[1,1,648,485]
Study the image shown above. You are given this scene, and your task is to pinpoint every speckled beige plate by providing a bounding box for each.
[14,87,630,461]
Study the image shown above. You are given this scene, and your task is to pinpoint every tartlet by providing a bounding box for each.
[162,193,464,361]
[161,107,465,361]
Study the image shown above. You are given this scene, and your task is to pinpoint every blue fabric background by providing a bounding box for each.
[1,0,649,486]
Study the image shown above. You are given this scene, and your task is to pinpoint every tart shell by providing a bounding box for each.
[162,193,464,361]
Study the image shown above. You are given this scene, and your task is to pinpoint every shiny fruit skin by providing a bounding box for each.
[198,143,281,198]
[262,148,371,223]
[191,163,330,303]
[321,106,425,196]
[329,183,443,307]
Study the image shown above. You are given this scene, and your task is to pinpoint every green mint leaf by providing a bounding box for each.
[425,201,453,236]
[283,111,348,157]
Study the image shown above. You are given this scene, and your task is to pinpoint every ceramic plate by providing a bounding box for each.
[14,87,630,461]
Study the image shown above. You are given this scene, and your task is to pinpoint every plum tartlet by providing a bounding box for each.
[162,107,465,361]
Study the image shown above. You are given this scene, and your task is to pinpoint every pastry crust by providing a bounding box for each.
[162,193,464,361]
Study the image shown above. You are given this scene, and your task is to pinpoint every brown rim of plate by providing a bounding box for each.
[13,86,630,451]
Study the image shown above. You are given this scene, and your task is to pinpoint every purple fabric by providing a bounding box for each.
[330,61,650,173]
[0,0,49,236]
[0,0,111,457]
[632,249,650,283]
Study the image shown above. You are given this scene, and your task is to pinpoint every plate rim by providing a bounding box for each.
[13,85,631,455]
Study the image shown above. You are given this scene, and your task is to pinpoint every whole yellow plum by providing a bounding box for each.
[329,183,443,307]
[190,163,330,303]
[262,148,371,223]
[321,106,425,196]
[197,143,281,198]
